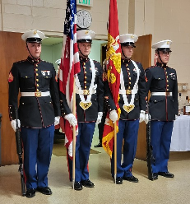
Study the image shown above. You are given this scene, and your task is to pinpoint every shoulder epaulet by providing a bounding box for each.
[15,59,27,64]
[145,66,154,71]
[93,59,101,65]
[41,60,52,65]
[12,59,26,66]
[135,61,141,64]
[149,66,155,69]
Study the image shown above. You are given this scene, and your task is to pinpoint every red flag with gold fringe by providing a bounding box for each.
[102,0,121,158]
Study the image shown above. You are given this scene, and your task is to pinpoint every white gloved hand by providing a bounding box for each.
[54,116,60,126]
[96,112,103,125]
[145,113,149,124]
[64,113,77,126]
[109,110,118,123]
[175,115,178,120]
[139,110,145,123]
[11,119,21,132]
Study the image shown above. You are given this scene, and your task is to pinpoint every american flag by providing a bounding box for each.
[59,0,80,158]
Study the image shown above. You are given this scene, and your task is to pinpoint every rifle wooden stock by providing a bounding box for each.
[15,109,26,196]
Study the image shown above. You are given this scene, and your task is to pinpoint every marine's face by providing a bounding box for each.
[122,45,134,59]
[78,42,91,57]
[157,51,171,64]
[27,42,41,59]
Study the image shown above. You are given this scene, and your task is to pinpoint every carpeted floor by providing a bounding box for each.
[53,139,101,156]
[1,131,190,204]
[1,149,190,204]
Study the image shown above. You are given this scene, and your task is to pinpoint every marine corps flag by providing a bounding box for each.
[102,0,121,158]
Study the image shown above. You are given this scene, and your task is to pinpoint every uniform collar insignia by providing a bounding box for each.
[80,57,89,62]
[122,59,131,64]
[27,56,41,64]
[156,62,167,68]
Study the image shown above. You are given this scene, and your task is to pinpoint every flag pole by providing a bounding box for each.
[114,122,117,183]
[72,77,76,189]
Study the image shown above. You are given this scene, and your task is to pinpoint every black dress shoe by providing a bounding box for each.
[123,175,139,183]
[116,177,123,184]
[26,188,36,198]
[158,172,174,178]
[74,182,83,190]
[81,179,95,188]
[153,173,158,180]
[37,187,52,195]
[94,142,102,147]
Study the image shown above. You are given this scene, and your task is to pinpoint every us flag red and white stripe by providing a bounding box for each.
[59,0,80,158]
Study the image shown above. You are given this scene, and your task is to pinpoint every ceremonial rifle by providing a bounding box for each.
[15,108,26,196]
[146,106,155,180]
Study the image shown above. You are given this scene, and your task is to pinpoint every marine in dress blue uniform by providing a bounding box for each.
[8,30,61,198]
[105,34,147,184]
[94,59,108,148]
[145,40,178,179]
[61,29,104,190]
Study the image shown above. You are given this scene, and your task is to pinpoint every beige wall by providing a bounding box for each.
[1,0,66,35]
[1,0,190,104]
[0,0,130,60]
[133,0,190,105]
[0,0,128,38]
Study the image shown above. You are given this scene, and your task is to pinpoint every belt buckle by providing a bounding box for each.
[126,90,131,95]
[83,90,89,95]
[166,92,170,96]
[35,92,41,97]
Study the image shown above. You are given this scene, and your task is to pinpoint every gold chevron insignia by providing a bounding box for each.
[123,104,135,113]
[79,101,92,110]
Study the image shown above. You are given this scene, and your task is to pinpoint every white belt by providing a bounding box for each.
[75,89,96,95]
[151,92,172,96]
[21,91,50,97]
[119,88,137,95]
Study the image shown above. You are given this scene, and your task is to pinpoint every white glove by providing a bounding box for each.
[64,113,77,126]
[96,112,103,125]
[109,110,118,123]
[11,119,21,132]
[175,115,178,120]
[139,110,145,123]
[145,113,149,124]
[54,116,60,126]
